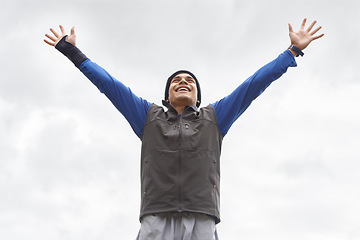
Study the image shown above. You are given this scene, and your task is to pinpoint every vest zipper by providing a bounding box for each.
[178,115,183,212]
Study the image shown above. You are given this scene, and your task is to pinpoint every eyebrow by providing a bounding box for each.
[173,76,194,79]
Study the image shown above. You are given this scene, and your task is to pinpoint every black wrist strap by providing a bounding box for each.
[288,45,304,57]
[55,36,88,68]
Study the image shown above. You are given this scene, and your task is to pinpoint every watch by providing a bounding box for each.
[288,45,304,57]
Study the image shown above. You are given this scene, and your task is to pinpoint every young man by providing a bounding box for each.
[44,19,324,240]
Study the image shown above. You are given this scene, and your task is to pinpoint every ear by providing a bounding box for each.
[166,99,169,102]
[197,100,200,103]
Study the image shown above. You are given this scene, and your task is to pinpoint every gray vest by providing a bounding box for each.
[140,101,223,223]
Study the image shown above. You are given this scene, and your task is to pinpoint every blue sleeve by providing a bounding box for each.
[79,59,152,138]
[211,50,297,136]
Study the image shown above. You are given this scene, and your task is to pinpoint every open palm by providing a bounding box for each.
[44,25,76,46]
[289,18,324,50]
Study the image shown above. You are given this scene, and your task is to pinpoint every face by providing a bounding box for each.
[168,73,198,107]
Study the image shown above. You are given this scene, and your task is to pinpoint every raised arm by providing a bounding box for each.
[212,19,324,136]
[44,26,152,138]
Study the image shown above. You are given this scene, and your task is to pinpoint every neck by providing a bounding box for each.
[173,105,185,115]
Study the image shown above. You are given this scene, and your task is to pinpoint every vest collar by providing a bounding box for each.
[162,100,200,120]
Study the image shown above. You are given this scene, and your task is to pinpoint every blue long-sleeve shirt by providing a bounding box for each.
[79,50,297,138]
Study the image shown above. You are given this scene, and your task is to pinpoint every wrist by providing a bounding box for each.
[55,36,88,68]
[289,49,297,57]
[288,45,304,57]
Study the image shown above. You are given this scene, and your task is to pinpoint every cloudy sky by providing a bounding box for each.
[1,0,359,239]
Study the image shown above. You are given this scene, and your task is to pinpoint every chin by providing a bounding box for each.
[171,97,196,106]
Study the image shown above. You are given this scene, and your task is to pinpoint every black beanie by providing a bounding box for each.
[164,70,201,107]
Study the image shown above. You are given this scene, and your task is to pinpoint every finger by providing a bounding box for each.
[44,39,55,46]
[59,25,65,35]
[306,20,317,32]
[45,33,57,42]
[310,26,322,36]
[288,23,294,33]
[50,28,60,38]
[311,33,325,41]
[300,18,307,30]
[70,26,75,36]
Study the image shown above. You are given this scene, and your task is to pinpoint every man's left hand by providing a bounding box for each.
[288,18,324,53]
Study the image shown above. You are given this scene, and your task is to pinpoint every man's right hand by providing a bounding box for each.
[44,25,76,46]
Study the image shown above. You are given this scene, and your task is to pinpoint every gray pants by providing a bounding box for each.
[136,212,219,240]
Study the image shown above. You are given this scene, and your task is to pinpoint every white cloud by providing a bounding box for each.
[1,0,359,239]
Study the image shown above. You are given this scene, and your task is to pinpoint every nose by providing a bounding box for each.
[179,78,188,84]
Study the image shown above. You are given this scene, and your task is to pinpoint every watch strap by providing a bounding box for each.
[288,45,304,57]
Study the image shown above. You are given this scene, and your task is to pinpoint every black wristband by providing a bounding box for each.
[288,45,304,57]
[55,36,88,68]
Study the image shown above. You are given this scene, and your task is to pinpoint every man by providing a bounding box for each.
[44,18,324,240]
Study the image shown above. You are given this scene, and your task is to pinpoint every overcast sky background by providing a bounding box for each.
[0,0,359,239]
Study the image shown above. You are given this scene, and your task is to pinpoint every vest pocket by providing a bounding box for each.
[182,122,194,149]
[141,156,150,202]
[213,183,219,212]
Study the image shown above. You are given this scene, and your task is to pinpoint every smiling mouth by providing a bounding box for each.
[176,87,191,92]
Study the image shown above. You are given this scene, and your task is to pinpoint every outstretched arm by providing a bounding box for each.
[43,25,152,138]
[288,18,324,56]
[212,19,324,136]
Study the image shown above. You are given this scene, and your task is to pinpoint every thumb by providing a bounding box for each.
[70,26,75,36]
[288,23,294,33]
